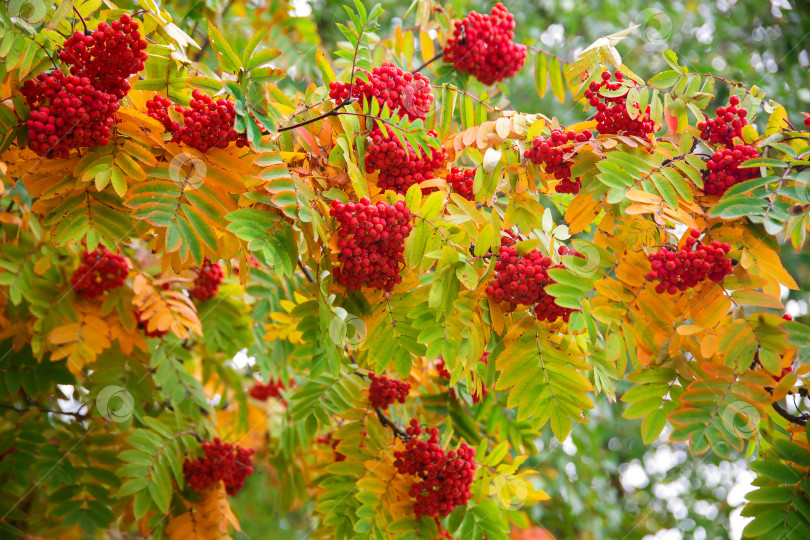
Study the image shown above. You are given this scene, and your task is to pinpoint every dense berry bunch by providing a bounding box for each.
[368,372,410,409]
[59,14,147,99]
[365,128,446,194]
[446,166,476,200]
[435,358,453,379]
[703,144,760,196]
[443,3,527,85]
[71,247,129,299]
[698,96,748,147]
[21,71,119,158]
[328,63,433,121]
[169,91,246,152]
[145,95,179,132]
[525,129,593,194]
[646,229,734,294]
[330,197,412,291]
[189,258,224,300]
[249,378,287,402]
[804,113,810,130]
[393,419,476,518]
[485,243,554,307]
[183,438,254,496]
[585,71,655,137]
[136,311,169,338]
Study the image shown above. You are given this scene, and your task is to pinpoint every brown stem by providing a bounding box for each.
[414,50,444,73]
[72,6,88,34]
[526,45,570,66]
[771,401,808,426]
[0,402,89,420]
[277,98,355,133]
[298,258,315,283]
[374,407,409,439]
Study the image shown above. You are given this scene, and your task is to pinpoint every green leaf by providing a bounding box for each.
[207,24,242,72]
[549,58,565,103]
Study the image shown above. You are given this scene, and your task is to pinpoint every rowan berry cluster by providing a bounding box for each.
[525,129,593,194]
[189,258,224,301]
[154,90,247,153]
[183,438,254,496]
[703,144,760,196]
[136,311,169,338]
[368,372,410,409]
[328,63,434,121]
[365,127,446,195]
[330,197,412,291]
[394,420,476,518]
[22,14,146,158]
[71,247,129,299]
[804,114,810,130]
[145,95,179,132]
[697,96,748,147]
[446,166,476,200]
[585,71,655,137]
[443,3,527,85]
[646,229,734,294]
[21,71,120,159]
[59,13,147,99]
[249,378,287,402]
[485,242,554,307]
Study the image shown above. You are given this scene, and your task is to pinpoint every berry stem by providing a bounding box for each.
[526,45,569,66]
[414,50,444,73]
[298,258,315,283]
[72,6,88,34]
[374,406,409,439]
[276,97,355,133]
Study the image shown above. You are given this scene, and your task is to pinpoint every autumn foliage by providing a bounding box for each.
[1,1,809,540]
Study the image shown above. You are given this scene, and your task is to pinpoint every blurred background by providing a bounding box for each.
[161,0,810,538]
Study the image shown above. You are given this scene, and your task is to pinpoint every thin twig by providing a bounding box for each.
[298,258,315,283]
[0,402,89,420]
[277,98,356,133]
[72,6,88,34]
[414,50,444,73]
[526,45,570,66]
[771,401,808,426]
[374,407,409,439]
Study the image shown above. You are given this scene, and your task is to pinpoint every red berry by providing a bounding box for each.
[702,144,760,196]
[645,229,734,294]
[189,258,224,300]
[443,3,527,85]
[329,62,433,121]
[365,128,445,195]
[587,70,656,137]
[393,420,476,518]
[330,198,412,291]
[183,438,254,495]
[524,128,592,194]
[446,166,477,200]
[71,247,129,298]
[699,97,748,147]
[60,14,147,99]
[21,71,119,158]
[368,372,410,409]
[249,378,290,406]
[164,92,247,152]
